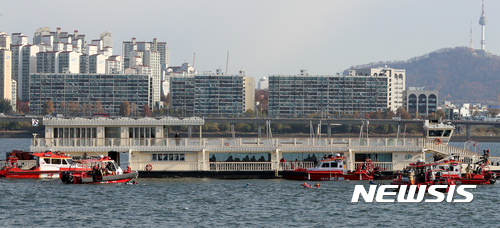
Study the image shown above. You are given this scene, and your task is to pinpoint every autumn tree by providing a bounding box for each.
[396,107,412,119]
[383,108,395,119]
[352,111,361,119]
[142,104,152,117]
[119,101,131,116]
[436,109,447,120]
[42,100,55,115]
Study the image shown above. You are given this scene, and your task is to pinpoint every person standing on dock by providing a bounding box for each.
[280,157,285,169]
[175,132,180,146]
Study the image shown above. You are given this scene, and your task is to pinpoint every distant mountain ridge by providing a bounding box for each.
[346,47,500,105]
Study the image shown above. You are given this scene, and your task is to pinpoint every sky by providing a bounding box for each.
[1,0,498,78]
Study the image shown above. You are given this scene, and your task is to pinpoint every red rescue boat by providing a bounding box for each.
[60,156,138,184]
[390,160,456,193]
[282,154,375,181]
[0,150,73,179]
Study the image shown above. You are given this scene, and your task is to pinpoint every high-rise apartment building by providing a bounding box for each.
[19,45,39,101]
[348,66,405,112]
[29,73,151,116]
[123,38,166,109]
[268,69,392,117]
[0,33,13,108]
[36,51,59,73]
[170,69,254,117]
[11,80,16,108]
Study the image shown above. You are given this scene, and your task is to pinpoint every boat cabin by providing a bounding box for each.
[34,151,73,171]
[423,120,454,145]
[307,154,345,171]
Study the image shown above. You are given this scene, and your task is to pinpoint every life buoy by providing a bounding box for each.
[145,164,153,172]
[434,138,441,144]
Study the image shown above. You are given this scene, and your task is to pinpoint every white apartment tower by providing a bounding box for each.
[123,38,166,109]
[348,66,405,112]
[0,33,13,107]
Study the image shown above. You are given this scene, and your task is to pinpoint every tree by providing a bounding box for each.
[244,109,256,117]
[81,103,88,117]
[0,99,13,114]
[143,104,152,117]
[42,100,55,115]
[488,108,500,118]
[130,102,138,116]
[436,109,446,120]
[119,101,131,116]
[95,102,104,113]
[60,102,66,116]
[383,108,395,119]
[352,111,361,119]
[218,123,230,132]
[396,107,412,119]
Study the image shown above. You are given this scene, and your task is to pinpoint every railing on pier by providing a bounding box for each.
[354,161,412,172]
[209,162,272,171]
[280,161,315,170]
[32,137,425,149]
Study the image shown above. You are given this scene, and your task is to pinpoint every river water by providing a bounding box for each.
[0,138,499,227]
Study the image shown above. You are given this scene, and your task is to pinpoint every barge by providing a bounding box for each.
[23,117,500,179]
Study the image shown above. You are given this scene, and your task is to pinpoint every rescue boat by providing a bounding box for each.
[282,154,375,181]
[60,156,138,184]
[0,150,73,179]
[429,158,496,185]
[390,159,456,193]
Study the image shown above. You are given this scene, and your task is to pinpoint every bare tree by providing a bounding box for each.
[95,102,104,113]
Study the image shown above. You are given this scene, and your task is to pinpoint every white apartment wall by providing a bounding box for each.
[244,76,255,111]
[91,40,103,50]
[129,50,143,67]
[95,54,106,74]
[0,50,12,102]
[86,45,97,55]
[41,36,53,46]
[11,35,28,46]
[53,42,64,52]
[68,52,81,73]
[105,60,122,74]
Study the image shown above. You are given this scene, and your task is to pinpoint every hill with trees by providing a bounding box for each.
[347,47,500,105]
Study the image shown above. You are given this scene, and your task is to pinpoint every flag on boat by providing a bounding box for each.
[32,119,39,126]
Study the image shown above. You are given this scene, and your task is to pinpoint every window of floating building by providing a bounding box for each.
[105,127,120,138]
[54,127,96,138]
[129,127,156,138]
[152,153,185,161]
[355,153,392,162]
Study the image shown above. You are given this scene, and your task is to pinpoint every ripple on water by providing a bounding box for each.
[1,172,499,226]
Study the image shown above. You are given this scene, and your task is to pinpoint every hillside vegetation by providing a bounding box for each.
[348,47,500,104]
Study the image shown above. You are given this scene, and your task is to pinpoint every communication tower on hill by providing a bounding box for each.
[478,0,487,53]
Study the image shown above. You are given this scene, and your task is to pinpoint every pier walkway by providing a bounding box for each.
[30,136,499,172]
